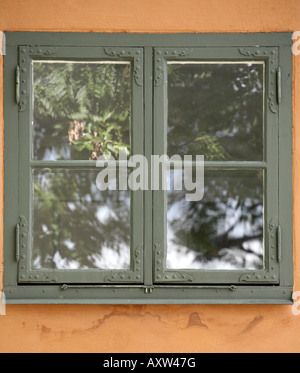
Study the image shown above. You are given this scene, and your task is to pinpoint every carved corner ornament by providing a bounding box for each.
[104,47,143,87]
[154,243,194,282]
[17,215,58,283]
[154,48,194,87]
[239,217,279,283]
[104,245,143,283]
[238,47,279,114]
[18,46,57,112]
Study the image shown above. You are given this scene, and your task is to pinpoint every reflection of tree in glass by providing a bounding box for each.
[33,170,130,269]
[33,62,131,160]
[167,63,263,161]
[167,171,263,269]
[32,62,132,269]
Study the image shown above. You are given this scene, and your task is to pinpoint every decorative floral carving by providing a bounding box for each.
[18,215,58,282]
[104,245,142,282]
[29,46,57,56]
[18,46,57,112]
[154,243,194,282]
[104,47,143,87]
[268,97,278,114]
[239,217,279,283]
[238,47,279,115]
[238,48,258,58]
[154,48,194,86]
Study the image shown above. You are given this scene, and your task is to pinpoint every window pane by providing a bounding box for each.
[33,61,131,160]
[167,169,264,270]
[167,62,264,161]
[32,169,130,269]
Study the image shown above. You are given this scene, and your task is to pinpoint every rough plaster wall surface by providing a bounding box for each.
[0,0,300,353]
[1,304,300,353]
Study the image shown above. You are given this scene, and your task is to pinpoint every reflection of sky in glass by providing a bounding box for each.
[40,145,71,161]
[166,169,264,270]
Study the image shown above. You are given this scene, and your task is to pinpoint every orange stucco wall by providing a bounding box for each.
[0,0,300,353]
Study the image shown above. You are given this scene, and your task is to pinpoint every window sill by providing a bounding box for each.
[3,285,293,304]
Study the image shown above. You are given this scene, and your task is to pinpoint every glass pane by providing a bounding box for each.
[167,170,264,270]
[167,62,264,161]
[32,169,130,269]
[33,61,131,160]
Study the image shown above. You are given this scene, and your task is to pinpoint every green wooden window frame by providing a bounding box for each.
[3,32,293,304]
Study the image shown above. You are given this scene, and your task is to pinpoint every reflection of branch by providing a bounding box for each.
[217,219,239,241]
[215,232,263,251]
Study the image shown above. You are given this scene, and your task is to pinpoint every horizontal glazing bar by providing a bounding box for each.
[30,160,132,168]
[167,161,267,169]
[205,161,267,169]
[31,160,267,169]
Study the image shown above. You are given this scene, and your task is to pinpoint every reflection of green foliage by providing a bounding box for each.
[193,132,230,161]
[167,64,263,160]
[167,63,264,269]
[33,62,132,269]
[32,62,264,270]
[33,170,130,269]
[33,62,131,160]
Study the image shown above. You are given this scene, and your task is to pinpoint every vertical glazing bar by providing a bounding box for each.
[144,46,153,286]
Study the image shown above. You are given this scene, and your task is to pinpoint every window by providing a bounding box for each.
[3,32,293,304]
